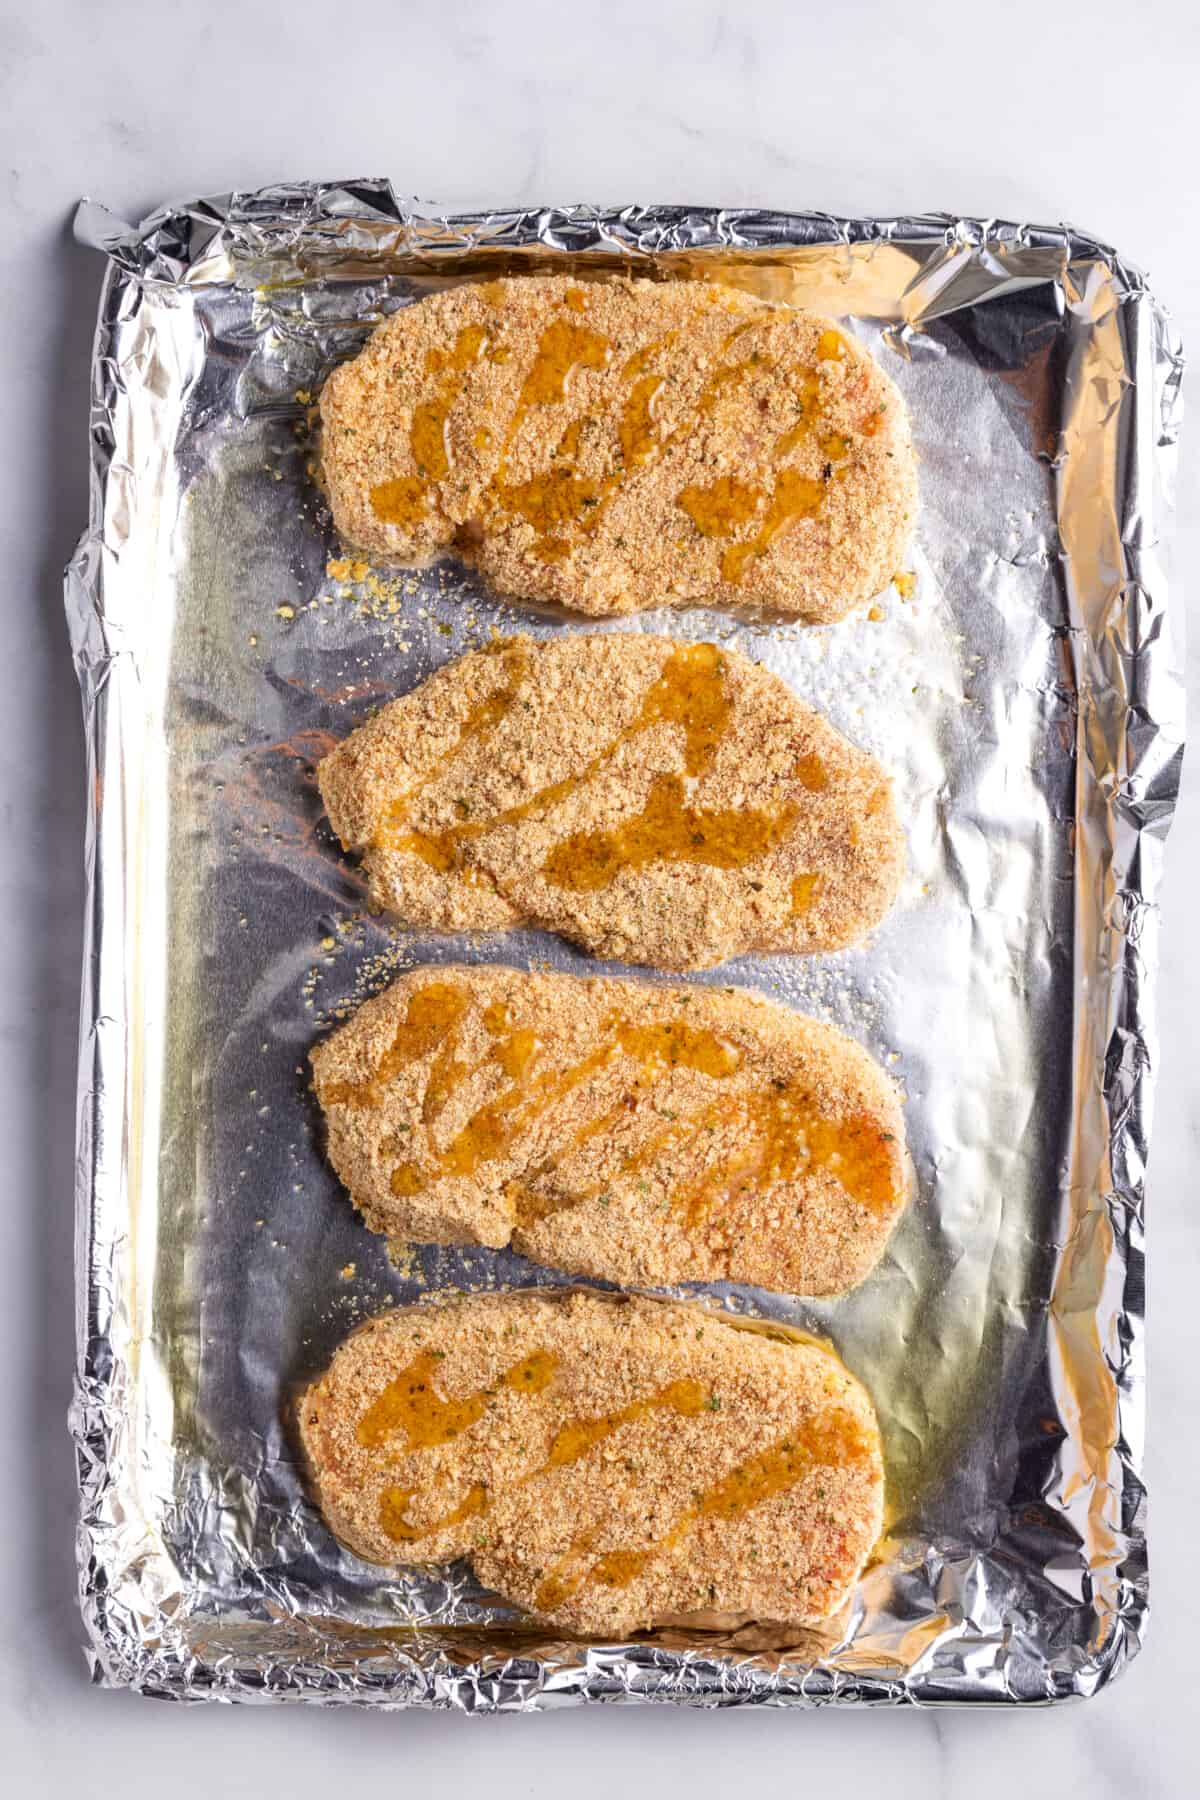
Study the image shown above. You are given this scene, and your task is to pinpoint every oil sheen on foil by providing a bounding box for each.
[65,185,1184,1707]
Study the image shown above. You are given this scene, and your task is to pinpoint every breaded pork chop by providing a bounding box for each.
[299,1290,885,1636]
[319,274,916,622]
[318,635,904,971]
[310,965,910,1297]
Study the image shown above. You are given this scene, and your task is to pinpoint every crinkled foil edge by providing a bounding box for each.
[65,181,1185,1707]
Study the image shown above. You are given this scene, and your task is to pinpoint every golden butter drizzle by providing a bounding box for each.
[618,373,666,466]
[388,1012,742,1197]
[378,640,531,870]
[673,335,851,583]
[720,470,826,585]
[373,1361,709,1544]
[790,872,820,915]
[666,340,855,584]
[486,350,671,561]
[313,957,899,1238]
[411,323,489,479]
[676,475,760,539]
[541,774,798,894]
[541,1377,708,1468]
[313,968,899,1235]
[621,332,678,380]
[517,1062,900,1235]
[482,306,741,561]
[368,473,429,530]
[535,1403,873,1614]
[371,322,491,524]
[318,983,469,1109]
[666,1085,899,1229]
[357,1346,558,1450]
[380,1481,487,1543]
[372,641,765,888]
[503,315,611,446]
[364,287,864,583]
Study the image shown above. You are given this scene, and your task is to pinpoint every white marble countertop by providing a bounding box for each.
[2,0,1197,1790]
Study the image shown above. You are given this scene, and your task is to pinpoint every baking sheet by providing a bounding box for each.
[66,186,1184,1706]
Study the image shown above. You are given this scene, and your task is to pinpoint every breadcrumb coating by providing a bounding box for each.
[299,1290,885,1636]
[318,635,904,971]
[319,275,917,622]
[310,964,910,1296]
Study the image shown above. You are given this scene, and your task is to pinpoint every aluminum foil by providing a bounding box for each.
[65,184,1185,1708]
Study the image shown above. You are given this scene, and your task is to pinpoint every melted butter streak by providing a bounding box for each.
[366,286,857,585]
[369,1356,710,1544]
[357,1347,559,1450]
[315,962,899,1253]
[523,1069,899,1233]
[318,983,469,1109]
[372,640,796,899]
[541,773,798,894]
[389,1012,743,1195]
[315,971,899,1230]
[535,1404,872,1614]
[368,639,822,903]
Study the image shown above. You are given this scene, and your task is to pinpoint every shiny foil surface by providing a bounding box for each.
[65,184,1184,1707]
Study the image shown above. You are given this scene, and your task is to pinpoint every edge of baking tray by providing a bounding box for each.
[64,184,1186,1707]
